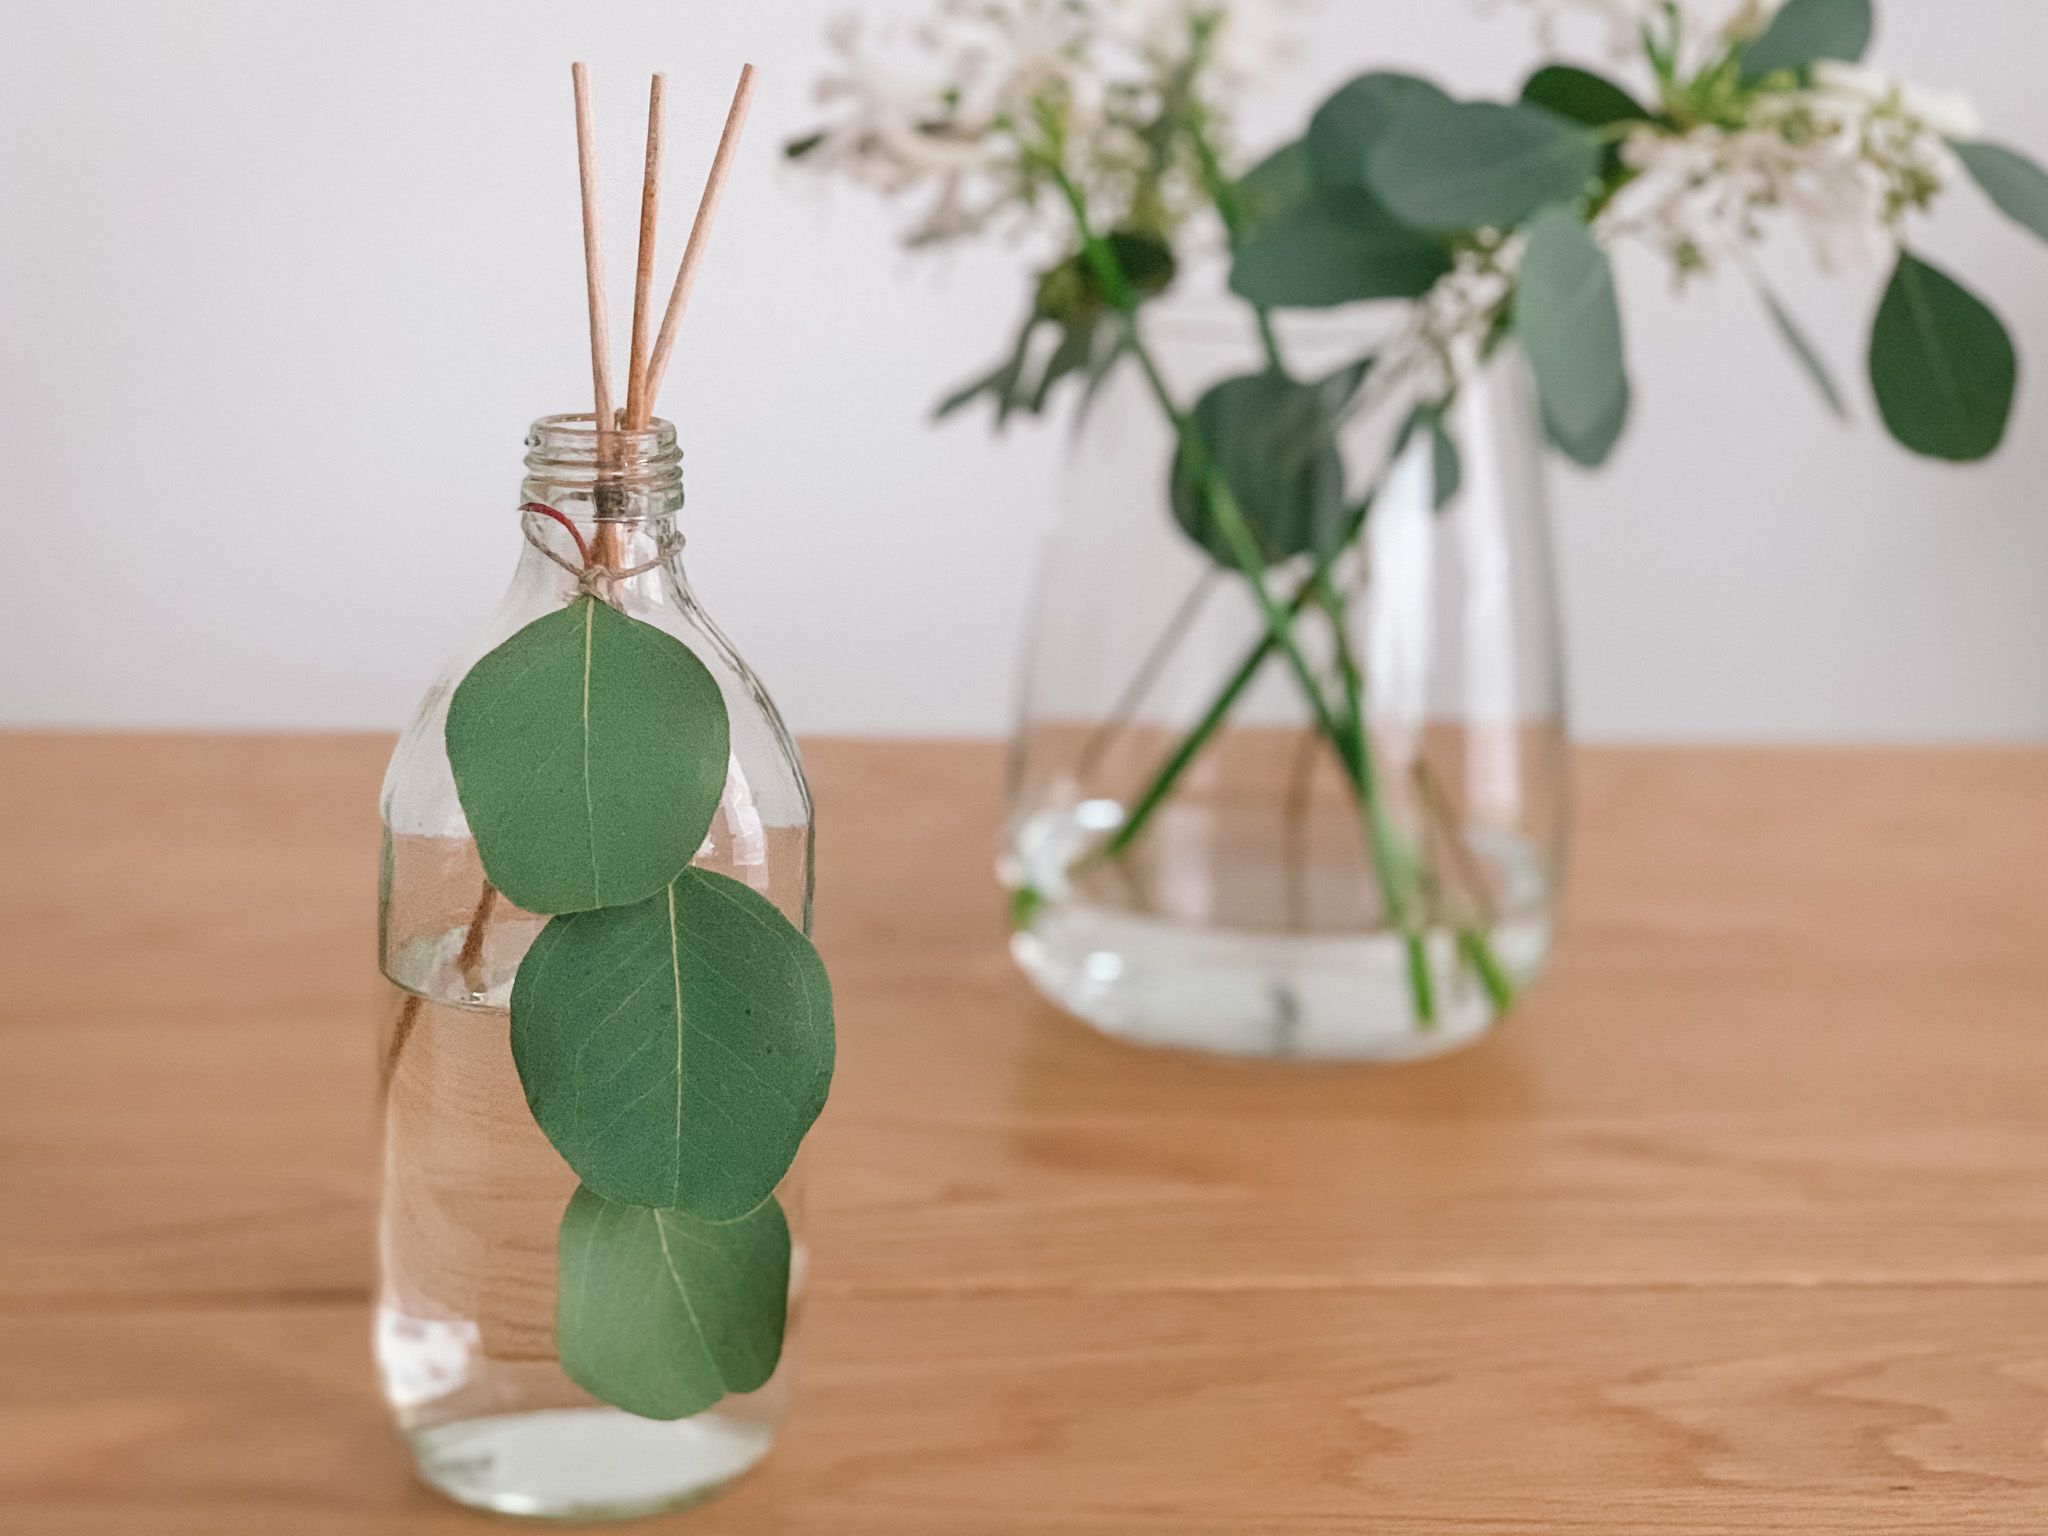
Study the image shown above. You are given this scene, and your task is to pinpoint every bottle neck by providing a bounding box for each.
[521,413,684,526]
[517,414,689,607]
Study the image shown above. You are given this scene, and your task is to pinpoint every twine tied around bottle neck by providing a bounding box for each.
[520,502,683,597]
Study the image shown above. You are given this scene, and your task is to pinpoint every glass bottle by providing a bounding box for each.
[1006,316,1569,1062]
[375,415,813,1519]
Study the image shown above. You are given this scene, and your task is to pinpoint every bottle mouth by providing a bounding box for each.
[524,414,684,510]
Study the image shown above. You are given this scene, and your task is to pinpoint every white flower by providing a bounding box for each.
[793,1,1104,245]
[1609,58,1982,278]
[1809,60,1983,142]
[794,0,1305,251]
[1615,119,1886,272]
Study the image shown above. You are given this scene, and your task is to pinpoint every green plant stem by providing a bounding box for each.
[1093,511,1380,863]
[1193,111,1433,1004]
[1052,170,1353,756]
[1188,117,1287,376]
[1307,578,1437,1023]
[1092,566,1326,862]
[1084,211,1515,1022]
[1049,166,1443,1025]
[1189,112,1439,1003]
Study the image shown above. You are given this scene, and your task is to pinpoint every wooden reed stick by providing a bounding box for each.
[570,62,616,455]
[624,73,667,432]
[631,63,757,430]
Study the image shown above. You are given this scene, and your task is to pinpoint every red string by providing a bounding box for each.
[520,502,590,567]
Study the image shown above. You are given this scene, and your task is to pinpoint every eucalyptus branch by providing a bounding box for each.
[1048,163,1353,756]
[1089,550,1343,864]
[1188,111,1284,373]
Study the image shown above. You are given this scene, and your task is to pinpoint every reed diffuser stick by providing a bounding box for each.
[624,73,667,431]
[570,62,617,455]
[633,64,757,429]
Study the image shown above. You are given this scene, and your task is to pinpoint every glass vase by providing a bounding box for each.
[375,416,813,1519]
[1006,317,1568,1062]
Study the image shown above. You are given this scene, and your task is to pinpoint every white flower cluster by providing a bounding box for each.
[1612,61,1982,274]
[1396,244,1524,402]
[793,0,1302,248]
[793,1,1084,247]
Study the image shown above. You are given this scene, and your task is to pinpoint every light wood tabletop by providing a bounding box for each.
[3,733,2047,1534]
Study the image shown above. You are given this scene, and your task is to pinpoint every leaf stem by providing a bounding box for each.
[1050,166,1443,1024]
[1087,526,1354,864]
[1051,169,1352,754]
[1188,114,1287,376]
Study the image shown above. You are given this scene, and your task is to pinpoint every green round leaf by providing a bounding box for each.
[1370,102,1604,234]
[1233,138,1314,232]
[1955,141,2048,247]
[1869,252,2017,462]
[1739,0,1873,84]
[1516,208,1631,468]
[1169,371,1354,569]
[1229,187,1452,309]
[557,1187,790,1420]
[512,866,834,1220]
[446,596,730,915]
[1519,65,1652,130]
[1308,72,1453,191]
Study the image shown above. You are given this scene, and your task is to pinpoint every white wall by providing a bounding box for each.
[4,0,2046,741]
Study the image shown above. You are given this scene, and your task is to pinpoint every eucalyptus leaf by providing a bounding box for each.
[1739,0,1873,84]
[1519,65,1653,130]
[1758,284,1847,418]
[1516,208,1631,468]
[936,343,1028,425]
[1955,141,2048,246]
[1229,187,1453,308]
[1320,357,1374,413]
[1401,405,1463,510]
[1234,138,1314,231]
[1869,251,2016,462]
[1370,102,1604,233]
[445,597,730,916]
[512,866,835,1219]
[557,1187,790,1420]
[1169,370,1351,569]
[1308,72,1454,191]
[1430,416,1463,509]
[1029,318,1104,415]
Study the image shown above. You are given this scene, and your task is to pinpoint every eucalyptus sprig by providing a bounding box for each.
[443,517,834,1419]
[417,63,831,1421]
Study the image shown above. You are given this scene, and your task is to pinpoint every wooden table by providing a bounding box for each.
[4,734,2047,1534]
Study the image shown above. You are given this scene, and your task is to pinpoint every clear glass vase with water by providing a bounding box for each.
[1007,317,1569,1062]
[375,416,813,1519]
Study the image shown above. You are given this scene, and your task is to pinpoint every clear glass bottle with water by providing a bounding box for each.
[1006,317,1569,1062]
[375,415,813,1520]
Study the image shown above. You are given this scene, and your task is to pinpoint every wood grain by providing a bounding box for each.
[2,733,2046,1532]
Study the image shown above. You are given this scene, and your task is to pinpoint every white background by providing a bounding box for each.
[4,0,2046,740]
